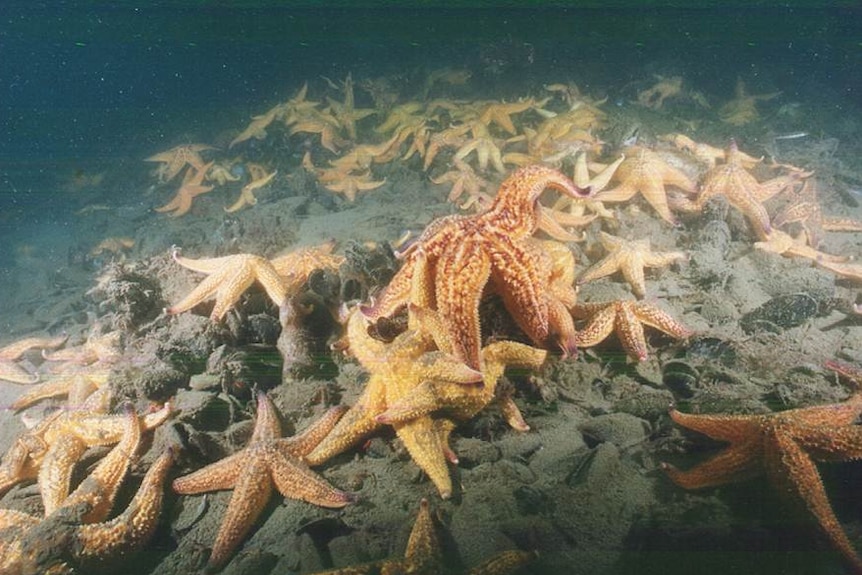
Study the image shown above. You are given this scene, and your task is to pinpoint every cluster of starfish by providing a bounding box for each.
[0,345,175,573]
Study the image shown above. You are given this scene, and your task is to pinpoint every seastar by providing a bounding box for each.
[596,145,697,225]
[145,143,215,182]
[224,168,277,213]
[361,164,589,370]
[310,245,547,497]
[154,162,215,217]
[663,397,862,572]
[578,231,687,298]
[323,171,387,202]
[573,299,691,361]
[172,394,354,571]
[166,251,288,321]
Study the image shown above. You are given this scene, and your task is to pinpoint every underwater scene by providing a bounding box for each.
[2,2,862,574]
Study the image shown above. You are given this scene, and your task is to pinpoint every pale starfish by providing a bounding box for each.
[145,143,215,182]
[578,232,687,298]
[322,171,387,202]
[166,251,288,321]
[0,335,67,384]
[452,121,507,174]
[754,228,848,263]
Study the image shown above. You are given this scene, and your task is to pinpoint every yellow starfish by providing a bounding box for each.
[224,168,277,213]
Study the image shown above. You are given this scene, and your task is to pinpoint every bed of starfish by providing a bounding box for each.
[4,61,862,575]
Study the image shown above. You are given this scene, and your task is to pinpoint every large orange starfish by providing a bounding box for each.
[664,398,862,573]
[172,394,355,571]
[361,164,589,370]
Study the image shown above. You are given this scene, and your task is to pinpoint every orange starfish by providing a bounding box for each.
[173,394,354,571]
[361,165,589,370]
[154,162,215,217]
[573,299,691,361]
[672,140,797,236]
[0,335,67,384]
[663,398,862,573]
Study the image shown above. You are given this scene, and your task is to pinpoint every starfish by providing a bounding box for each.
[662,133,761,169]
[596,145,697,225]
[422,123,471,171]
[672,140,799,237]
[224,168,277,213]
[154,162,215,217]
[145,143,215,182]
[166,251,288,321]
[322,171,387,202]
[431,158,492,206]
[374,101,425,134]
[636,75,683,109]
[0,409,174,575]
[361,164,589,370]
[663,397,862,573]
[42,330,122,370]
[324,73,375,141]
[754,228,848,263]
[476,98,538,135]
[816,259,862,284]
[0,335,67,384]
[0,393,171,514]
[289,109,347,153]
[772,177,862,249]
[229,103,284,149]
[172,394,355,571]
[309,274,548,496]
[452,121,507,174]
[573,299,692,361]
[309,498,537,575]
[718,78,781,126]
[578,231,687,298]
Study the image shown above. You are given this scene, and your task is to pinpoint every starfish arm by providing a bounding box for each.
[615,303,650,361]
[376,380,441,424]
[210,273,258,321]
[39,435,88,517]
[436,242,492,370]
[572,305,618,348]
[619,256,648,298]
[668,409,764,443]
[578,254,625,285]
[661,166,697,194]
[279,406,349,456]
[172,254,233,274]
[489,241,549,349]
[166,270,227,316]
[250,261,289,308]
[662,441,763,489]
[547,297,578,358]
[304,406,382,467]
[403,499,443,569]
[595,182,638,203]
[0,508,39,530]
[172,452,245,494]
[73,448,174,564]
[395,419,454,498]
[268,451,355,508]
[0,360,39,384]
[207,458,273,570]
[792,424,862,462]
[61,410,141,524]
[632,302,693,340]
[766,431,862,572]
[638,180,677,225]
